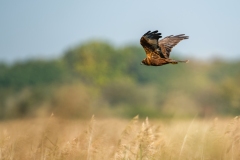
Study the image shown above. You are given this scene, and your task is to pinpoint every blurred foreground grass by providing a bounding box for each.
[1,40,240,159]
[1,115,240,160]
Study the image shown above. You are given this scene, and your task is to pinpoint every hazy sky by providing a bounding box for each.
[1,0,240,62]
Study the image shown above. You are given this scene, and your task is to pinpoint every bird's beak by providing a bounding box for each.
[140,62,143,65]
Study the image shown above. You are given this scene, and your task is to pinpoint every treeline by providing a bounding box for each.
[0,41,240,119]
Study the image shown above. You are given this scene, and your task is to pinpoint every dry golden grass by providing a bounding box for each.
[0,115,240,160]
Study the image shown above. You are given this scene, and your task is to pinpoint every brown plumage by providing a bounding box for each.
[140,30,189,66]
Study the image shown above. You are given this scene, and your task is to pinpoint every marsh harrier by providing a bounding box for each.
[140,30,189,66]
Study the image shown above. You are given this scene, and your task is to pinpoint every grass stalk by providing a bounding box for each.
[87,115,95,160]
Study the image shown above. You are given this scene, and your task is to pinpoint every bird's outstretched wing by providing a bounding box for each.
[158,34,189,58]
[140,30,162,59]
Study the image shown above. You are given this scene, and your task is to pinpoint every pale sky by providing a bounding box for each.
[1,0,240,62]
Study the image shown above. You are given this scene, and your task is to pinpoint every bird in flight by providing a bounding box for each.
[140,30,189,66]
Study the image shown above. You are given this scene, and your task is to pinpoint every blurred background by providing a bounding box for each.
[0,0,240,120]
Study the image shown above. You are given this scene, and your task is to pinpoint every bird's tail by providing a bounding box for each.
[178,60,189,63]
[169,59,189,64]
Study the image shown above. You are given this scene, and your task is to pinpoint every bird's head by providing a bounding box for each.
[141,58,148,65]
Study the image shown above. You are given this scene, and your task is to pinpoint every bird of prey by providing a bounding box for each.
[140,30,189,66]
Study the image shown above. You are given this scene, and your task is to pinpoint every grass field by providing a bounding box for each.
[0,115,240,160]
